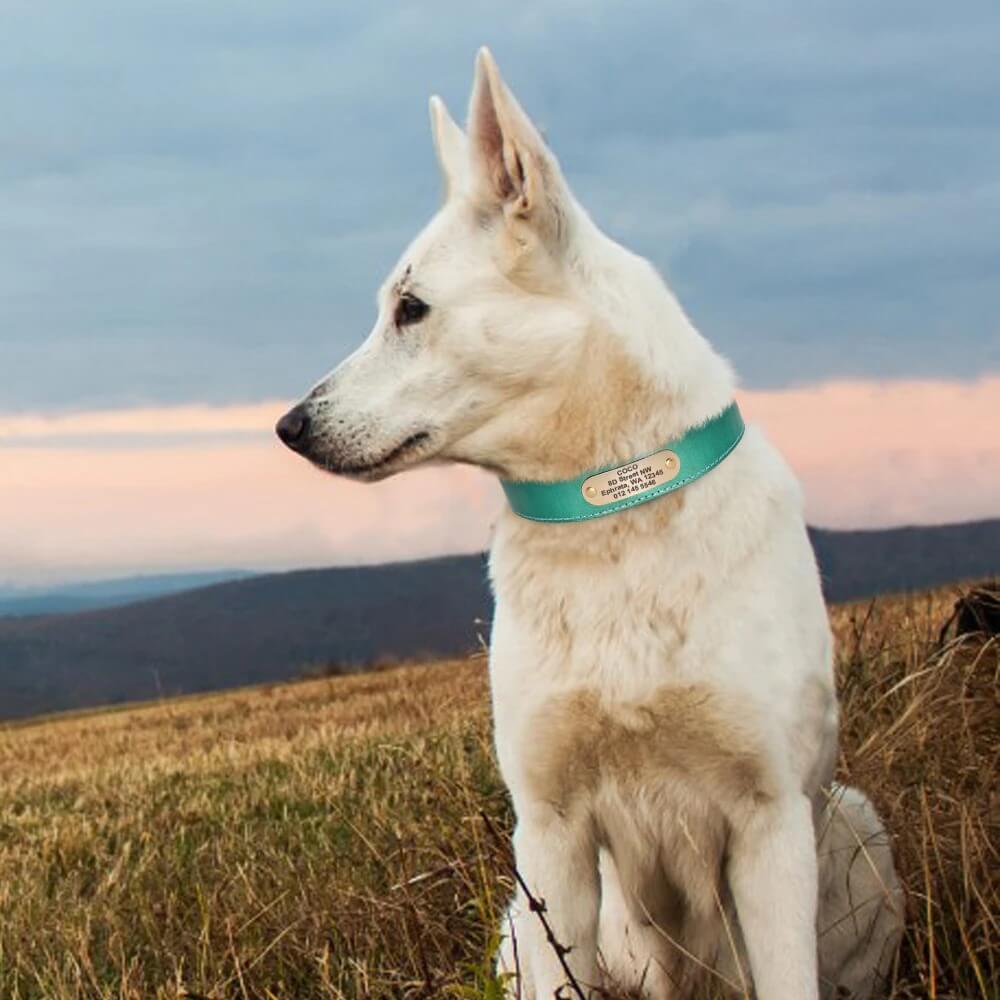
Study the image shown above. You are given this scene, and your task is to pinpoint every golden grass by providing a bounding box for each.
[0,587,995,999]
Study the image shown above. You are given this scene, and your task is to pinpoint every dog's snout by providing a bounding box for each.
[275,405,311,452]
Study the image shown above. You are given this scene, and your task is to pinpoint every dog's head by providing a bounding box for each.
[276,49,592,481]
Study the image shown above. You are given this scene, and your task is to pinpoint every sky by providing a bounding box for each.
[1,1,998,586]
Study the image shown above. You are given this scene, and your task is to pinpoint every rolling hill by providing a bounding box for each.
[0,518,997,721]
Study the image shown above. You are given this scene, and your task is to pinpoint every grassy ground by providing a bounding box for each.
[0,586,995,999]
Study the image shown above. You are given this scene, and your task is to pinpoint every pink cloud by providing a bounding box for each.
[739,376,999,528]
[0,442,499,587]
[1,377,997,585]
[0,401,287,439]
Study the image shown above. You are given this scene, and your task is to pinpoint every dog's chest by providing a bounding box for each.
[486,510,763,796]
[489,509,709,693]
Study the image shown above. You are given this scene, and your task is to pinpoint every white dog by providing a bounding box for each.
[277,49,903,999]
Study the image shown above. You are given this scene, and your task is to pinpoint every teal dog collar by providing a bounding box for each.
[500,402,745,522]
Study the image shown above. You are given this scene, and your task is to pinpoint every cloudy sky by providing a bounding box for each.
[2,1,998,586]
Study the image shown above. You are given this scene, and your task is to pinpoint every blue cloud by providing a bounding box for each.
[1,0,997,411]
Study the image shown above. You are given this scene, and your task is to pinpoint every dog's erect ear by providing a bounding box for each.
[467,47,567,244]
[429,95,467,199]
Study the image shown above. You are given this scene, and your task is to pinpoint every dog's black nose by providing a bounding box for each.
[275,405,311,451]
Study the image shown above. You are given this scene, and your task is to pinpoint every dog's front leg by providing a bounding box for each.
[727,793,820,1000]
[507,806,601,998]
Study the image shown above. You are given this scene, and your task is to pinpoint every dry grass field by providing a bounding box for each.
[0,585,995,999]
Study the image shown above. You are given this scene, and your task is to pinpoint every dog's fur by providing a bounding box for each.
[278,49,903,999]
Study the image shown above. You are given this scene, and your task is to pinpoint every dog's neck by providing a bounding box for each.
[496,210,737,483]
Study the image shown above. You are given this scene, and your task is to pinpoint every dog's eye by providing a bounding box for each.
[394,293,430,328]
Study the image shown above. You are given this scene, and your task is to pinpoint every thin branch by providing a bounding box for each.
[480,811,590,1000]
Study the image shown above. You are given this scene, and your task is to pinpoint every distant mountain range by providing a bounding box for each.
[0,556,492,722]
[0,570,251,617]
[0,518,997,722]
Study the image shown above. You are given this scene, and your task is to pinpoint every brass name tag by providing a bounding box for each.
[581,450,681,506]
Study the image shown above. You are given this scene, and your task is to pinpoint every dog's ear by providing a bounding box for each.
[467,47,567,246]
[429,95,467,200]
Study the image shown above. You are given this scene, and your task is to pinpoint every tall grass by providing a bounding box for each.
[0,587,995,998]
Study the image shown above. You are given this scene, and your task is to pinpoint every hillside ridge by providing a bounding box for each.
[0,519,996,721]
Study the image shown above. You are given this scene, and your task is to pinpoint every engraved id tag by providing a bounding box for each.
[581,450,681,506]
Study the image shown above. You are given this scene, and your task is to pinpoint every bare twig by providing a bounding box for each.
[480,811,590,1000]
